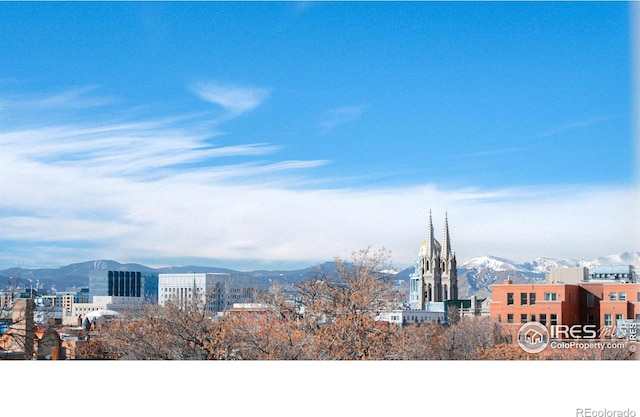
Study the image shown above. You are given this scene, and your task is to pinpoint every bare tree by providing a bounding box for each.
[0,298,35,359]
[207,247,405,360]
[394,322,445,360]
[79,291,232,360]
[293,247,403,359]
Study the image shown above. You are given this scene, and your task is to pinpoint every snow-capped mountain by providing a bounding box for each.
[458,252,640,300]
[585,252,640,269]
[461,256,531,273]
[521,257,583,274]
[458,258,544,300]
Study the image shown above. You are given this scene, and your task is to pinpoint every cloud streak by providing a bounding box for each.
[453,147,528,159]
[190,82,271,118]
[1,170,638,271]
[0,87,637,271]
[526,115,620,140]
[318,106,364,132]
[0,86,116,113]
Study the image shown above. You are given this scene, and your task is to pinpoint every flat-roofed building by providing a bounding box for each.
[63,271,150,326]
[89,270,144,299]
[490,280,582,332]
[546,267,589,284]
[377,303,445,327]
[589,264,635,282]
[490,278,640,340]
[579,281,640,332]
[158,273,269,314]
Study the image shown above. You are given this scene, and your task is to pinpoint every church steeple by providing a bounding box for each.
[442,211,452,261]
[410,210,458,308]
[424,209,435,259]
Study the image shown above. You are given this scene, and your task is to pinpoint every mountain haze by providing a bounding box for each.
[1,252,638,300]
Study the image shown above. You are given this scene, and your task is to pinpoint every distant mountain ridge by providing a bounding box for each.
[0,259,325,292]
[457,251,640,299]
[1,252,638,298]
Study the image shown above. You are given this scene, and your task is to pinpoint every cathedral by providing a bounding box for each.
[409,211,458,309]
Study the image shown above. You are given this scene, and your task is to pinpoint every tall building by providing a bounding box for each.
[67,270,151,324]
[158,273,269,314]
[409,211,458,309]
[88,270,143,299]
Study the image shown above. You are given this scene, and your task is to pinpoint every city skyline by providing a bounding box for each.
[0,2,638,271]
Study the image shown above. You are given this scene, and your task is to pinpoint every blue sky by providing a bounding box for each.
[0,1,638,271]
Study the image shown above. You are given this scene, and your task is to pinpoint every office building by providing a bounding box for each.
[158,273,268,314]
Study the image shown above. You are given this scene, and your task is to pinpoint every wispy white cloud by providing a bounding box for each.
[0,105,297,182]
[0,88,637,270]
[190,81,271,118]
[454,147,527,159]
[1,169,638,270]
[0,85,116,112]
[318,106,364,132]
[526,115,620,140]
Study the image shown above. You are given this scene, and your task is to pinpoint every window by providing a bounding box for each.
[530,314,536,323]
[539,314,547,326]
[604,314,612,327]
[507,292,514,305]
[587,293,595,308]
[521,314,527,323]
[637,292,640,302]
[616,314,623,324]
[550,314,558,326]
[520,293,528,305]
[544,293,557,301]
[587,314,595,325]
[507,314,514,323]
[609,293,617,301]
[619,292,626,301]
[529,293,536,305]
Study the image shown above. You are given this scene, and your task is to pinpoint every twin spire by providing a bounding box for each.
[424,210,454,261]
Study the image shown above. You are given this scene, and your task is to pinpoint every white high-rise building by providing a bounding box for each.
[158,273,268,313]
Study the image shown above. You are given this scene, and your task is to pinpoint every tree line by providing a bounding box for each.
[75,248,633,360]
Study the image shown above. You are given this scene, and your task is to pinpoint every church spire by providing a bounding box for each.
[424,209,435,258]
[442,211,452,261]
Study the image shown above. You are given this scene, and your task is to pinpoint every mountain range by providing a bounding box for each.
[1,252,638,301]
[457,251,640,300]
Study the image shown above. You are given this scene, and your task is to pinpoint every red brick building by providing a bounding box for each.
[490,279,640,339]
[579,282,640,330]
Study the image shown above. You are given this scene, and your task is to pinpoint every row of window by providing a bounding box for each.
[501,313,640,326]
[503,313,558,325]
[506,292,557,305]
[423,260,452,272]
[603,314,624,327]
[162,287,198,292]
[608,292,628,301]
[508,291,640,306]
[601,313,640,326]
[161,286,252,294]
[591,273,632,280]
[388,314,442,323]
